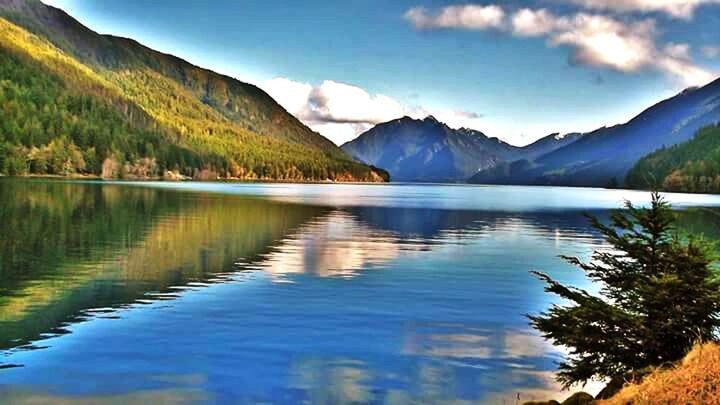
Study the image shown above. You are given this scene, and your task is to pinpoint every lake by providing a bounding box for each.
[1,179,720,404]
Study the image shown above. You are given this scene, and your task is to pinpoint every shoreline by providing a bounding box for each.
[2,175,720,195]
[0,174,391,186]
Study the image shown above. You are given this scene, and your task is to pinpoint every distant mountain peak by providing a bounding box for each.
[342,115,581,182]
[389,115,418,126]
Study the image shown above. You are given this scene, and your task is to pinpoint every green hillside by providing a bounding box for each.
[0,0,387,182]
[626,125,720,193]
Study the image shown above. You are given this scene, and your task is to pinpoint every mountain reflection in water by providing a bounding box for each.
[1,179,720,403]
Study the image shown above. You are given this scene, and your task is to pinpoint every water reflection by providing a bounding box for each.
[403,323,548,361]
[0,386,210,405]
[240,211,407,280]
[0,180,327,351]
[290,358,375,404]
[0,179,718,404]
[287,321,605,404]
[240,207,615,284]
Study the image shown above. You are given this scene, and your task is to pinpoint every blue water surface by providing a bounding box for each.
[1,180,720,404]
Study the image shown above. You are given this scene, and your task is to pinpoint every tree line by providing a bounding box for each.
[626,125,720,193]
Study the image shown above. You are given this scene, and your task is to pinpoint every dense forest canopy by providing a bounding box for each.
[626,125,720,193]
[0,2,387,182]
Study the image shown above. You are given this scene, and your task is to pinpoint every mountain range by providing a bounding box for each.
[0,0,387,181]
[341,116,580,182]
[469,78,720,187]
[343,78,720,186]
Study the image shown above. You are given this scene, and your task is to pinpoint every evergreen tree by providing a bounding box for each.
[529,192,720,387]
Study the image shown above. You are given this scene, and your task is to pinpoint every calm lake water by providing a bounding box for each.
[1,179,720,404]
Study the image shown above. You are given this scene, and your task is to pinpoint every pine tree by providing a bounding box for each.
[529,192,720,387]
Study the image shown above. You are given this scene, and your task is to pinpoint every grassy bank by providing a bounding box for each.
[598,342,720,404]
[523,342,720,404]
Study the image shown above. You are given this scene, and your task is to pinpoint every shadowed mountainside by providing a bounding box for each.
[341,116,580,182]
[470,78,720,187]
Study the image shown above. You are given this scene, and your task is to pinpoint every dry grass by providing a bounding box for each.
[598,342,720,405]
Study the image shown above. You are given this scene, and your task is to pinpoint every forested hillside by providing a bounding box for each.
[0,44,206,176]
[626,125,720,193]
[0,0,387,182]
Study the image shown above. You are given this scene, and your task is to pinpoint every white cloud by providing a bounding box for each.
[404,5,505,30]
[702,46,720,58]
[261,78,429,145]
[262,78,313,115]
[656,57,717,87]
[404,5,717,87]
[547,15,714,86]
[512,9,565,36]
[565,0,720,20]
[302,80,408,125]
[549,14,657,72]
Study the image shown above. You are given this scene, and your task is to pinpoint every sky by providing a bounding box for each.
[41,0,720,146]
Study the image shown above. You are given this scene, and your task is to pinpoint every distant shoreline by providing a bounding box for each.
[3,175,720,195]
[0,174,392,186]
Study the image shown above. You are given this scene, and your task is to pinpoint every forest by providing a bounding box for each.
[626,125,720,193]
[0,15,387,182]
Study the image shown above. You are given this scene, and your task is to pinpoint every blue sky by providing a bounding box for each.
[42,0,720,146]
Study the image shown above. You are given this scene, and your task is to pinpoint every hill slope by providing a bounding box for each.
[0,0,387,181]
[470,78,720,187]
[598,342,720,405]
[626,125,720,193]
[341,116,580,182]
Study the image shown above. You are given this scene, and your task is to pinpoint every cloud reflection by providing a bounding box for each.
[402,322,554,363]
[290,358,374,404]
[240,211,419,281]
[402,322,604,402]
[287,322,604,404]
